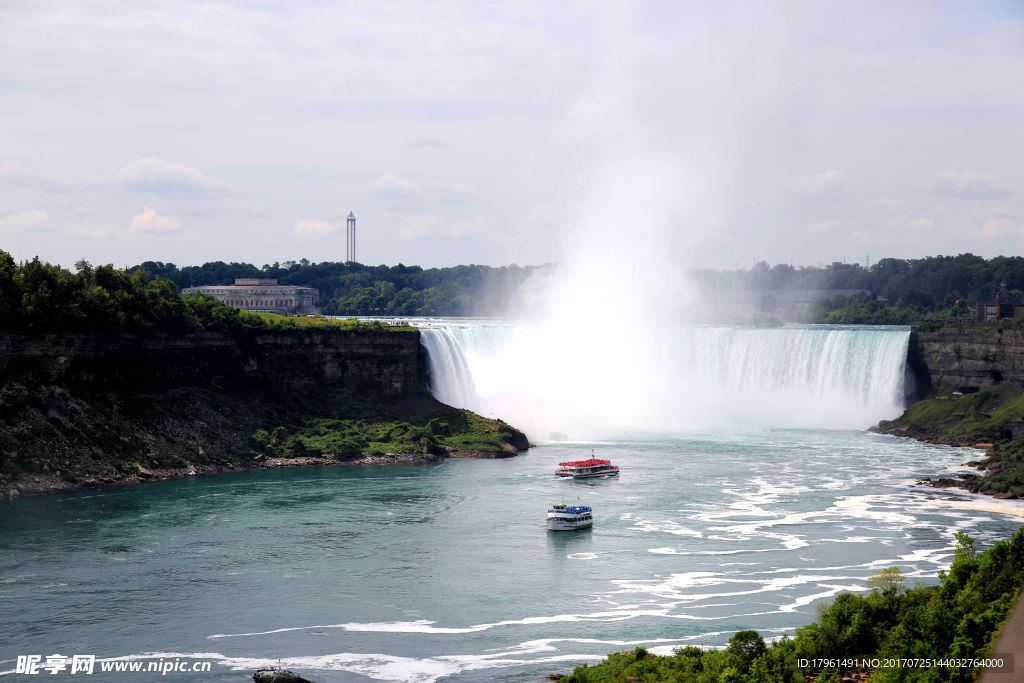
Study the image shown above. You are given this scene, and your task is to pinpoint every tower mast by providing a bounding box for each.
[346,211,356,263]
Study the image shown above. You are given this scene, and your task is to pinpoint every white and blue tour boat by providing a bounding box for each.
[546,501,593,531]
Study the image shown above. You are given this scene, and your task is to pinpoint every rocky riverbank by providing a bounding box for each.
[2,449,506,500]
[874,382,1024,499]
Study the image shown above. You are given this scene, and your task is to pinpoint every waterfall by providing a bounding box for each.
[419,321,911,439]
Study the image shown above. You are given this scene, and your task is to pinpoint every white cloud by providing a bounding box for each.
[129,207,183,235]
[791,169,843,195]
[397,214,484,240]
[370,173,421,198]
[873,198,904,211]
[294,219,334,237]
[64,222,120,239]
[933,172,1012,199]
[850,229,878,243]
[877,215,936,244]
[518,202,567,235]
[0,210,49,233]
[369,173,475,201]
[973,217,1017,239]
[806,218,840,234]
[841,216,937,245]
[113,158,231,197]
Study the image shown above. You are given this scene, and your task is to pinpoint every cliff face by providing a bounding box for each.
[0,329,423,397]
[908,328,1024,397]
[0,328,526,499]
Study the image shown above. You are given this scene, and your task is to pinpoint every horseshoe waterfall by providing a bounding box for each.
[420,323,913,438]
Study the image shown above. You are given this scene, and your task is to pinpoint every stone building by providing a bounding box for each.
[975,282,1024,322]
[182,278,319,315]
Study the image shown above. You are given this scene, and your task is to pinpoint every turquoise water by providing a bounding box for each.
[2,430,1023,681]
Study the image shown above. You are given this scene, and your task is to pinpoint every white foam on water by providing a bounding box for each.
[210,608,722,641]
[930,496,1024,519]
[647,546,775,556]
[629,518,703,537]
[830,495,920,525]
[609,571,868,605]
[778,585,865,612]
[816,536,884,544]
[0,574,34,584]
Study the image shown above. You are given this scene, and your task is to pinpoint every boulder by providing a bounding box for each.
[253,666,312,683]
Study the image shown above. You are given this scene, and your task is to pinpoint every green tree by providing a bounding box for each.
[867,567,906,594]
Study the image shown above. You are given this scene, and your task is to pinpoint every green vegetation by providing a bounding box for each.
[563,529,1024,683]
[877,384,1024,498]
[693,253,1022,324]
[891,385,1024,443]
[247,386,524,461]
[130,252,1024,323]
[815,297,922,325]
[137,258,549,317]
[0,251,411,335]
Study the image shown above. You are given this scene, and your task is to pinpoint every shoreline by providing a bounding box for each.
[875,426,1024,500]
[0,447,522,501]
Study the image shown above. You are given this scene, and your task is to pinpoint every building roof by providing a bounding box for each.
[977,282,1024,306]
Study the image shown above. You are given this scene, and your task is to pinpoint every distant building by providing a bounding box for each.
[182,279,319,315]
[975,282,1024,321]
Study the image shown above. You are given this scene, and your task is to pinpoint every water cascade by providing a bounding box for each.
[420,322,911,438]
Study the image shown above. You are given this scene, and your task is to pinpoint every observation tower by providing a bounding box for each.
[346,211,356,263]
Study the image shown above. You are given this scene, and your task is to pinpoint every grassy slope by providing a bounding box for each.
[251,385,527,460]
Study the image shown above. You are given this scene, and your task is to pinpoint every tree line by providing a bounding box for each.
[0,250,311,334]
[134,253,1024,323]
[138,259,551,317]
[4,250,1022,328]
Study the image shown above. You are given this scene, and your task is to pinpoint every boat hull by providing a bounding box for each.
[555,470,619,479]
[546,513,593,531]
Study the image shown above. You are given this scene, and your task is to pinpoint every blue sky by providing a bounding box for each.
[1,1,1023,271]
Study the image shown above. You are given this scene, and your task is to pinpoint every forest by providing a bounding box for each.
[132,253,1024,323]
[4,250,1024,326]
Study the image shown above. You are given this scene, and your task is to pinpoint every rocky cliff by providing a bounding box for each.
[908,327,1024,397]
[0,327,527,499]
[0,329,423,397]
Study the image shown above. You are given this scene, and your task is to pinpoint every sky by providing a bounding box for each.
[2,1,1024,271]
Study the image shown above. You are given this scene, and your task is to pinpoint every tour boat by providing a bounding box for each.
[546,502,593,531]
[555,452,619,479]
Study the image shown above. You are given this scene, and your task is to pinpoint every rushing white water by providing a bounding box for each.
[419,321,911,439]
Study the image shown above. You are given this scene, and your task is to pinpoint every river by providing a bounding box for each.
[1,322,1023,682]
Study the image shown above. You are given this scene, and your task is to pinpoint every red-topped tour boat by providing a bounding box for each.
[555,451,620,479]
